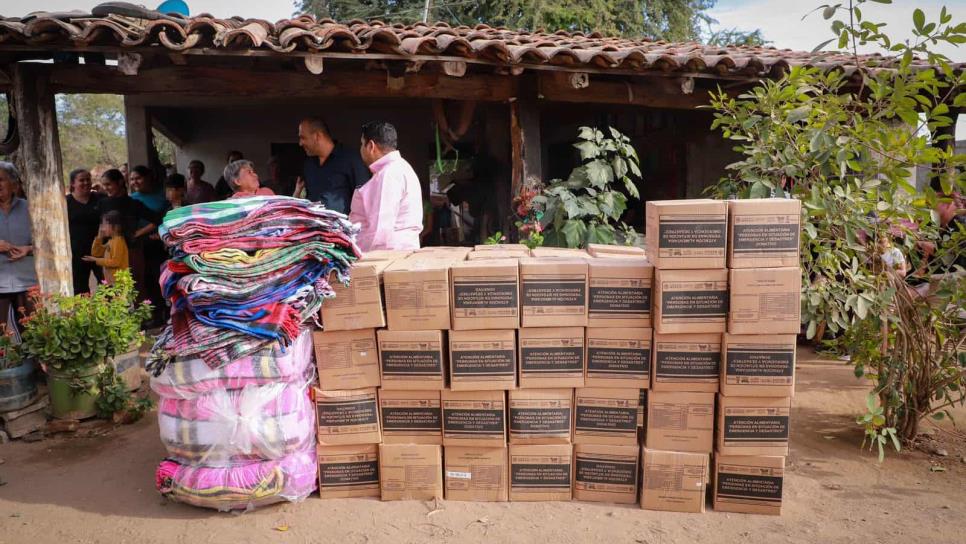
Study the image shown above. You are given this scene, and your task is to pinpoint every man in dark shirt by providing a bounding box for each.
[296,117,370,214]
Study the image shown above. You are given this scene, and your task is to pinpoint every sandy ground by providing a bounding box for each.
[0,348,964,544]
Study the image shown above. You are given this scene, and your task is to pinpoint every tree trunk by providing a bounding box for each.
[11,64,73,296]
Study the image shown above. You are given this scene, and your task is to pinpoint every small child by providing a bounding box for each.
[83,211,129,285]
[878,233,908,278]
[165,173,186,210]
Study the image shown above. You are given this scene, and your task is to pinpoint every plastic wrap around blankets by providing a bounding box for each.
[155,446,317,512]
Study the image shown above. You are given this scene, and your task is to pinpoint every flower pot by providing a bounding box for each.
[47,364,103,420]
[0,359,39,412]
[110,345,142,392]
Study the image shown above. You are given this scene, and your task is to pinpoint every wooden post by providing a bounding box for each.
[11,64,73,296]
[509,88,543,231]
[124,98,151,169]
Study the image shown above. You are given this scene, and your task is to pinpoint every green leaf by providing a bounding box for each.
[823,5,837,20]
[812,38,834,53]
[787,105,811,123]
[806,320,817,339]
[561,220,587,249]
[913,9,925,32]
[585,160,613,189]
[574,140,600,161]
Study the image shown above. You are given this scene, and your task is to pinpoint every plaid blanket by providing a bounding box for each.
[155,445,317,511]
[158,382,314,464]
[150,328,313,398]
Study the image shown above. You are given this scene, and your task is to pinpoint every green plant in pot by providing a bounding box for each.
[19,270,152,419]
[0,327,39,412]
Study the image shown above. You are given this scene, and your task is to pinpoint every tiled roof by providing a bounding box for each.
[0,6,949,79]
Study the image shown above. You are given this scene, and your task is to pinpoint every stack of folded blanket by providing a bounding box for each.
[150,196,359,511]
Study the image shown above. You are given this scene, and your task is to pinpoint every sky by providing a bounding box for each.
[1,0,963,134]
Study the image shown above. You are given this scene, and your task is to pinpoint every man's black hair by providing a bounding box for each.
[361,121,398,151]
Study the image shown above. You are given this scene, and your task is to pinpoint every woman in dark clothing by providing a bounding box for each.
[96,169,162,314]
[129,165,169,326]
[66,168,104,294]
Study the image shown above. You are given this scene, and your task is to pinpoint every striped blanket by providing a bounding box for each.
[155,446,317,511]
[158,381,313,463]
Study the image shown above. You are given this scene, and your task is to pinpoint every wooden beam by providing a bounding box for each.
[124,98,151,169]
[538,72,714,110]
[11,64,72,296]
[46,64,517,102]
[510,81,543,230]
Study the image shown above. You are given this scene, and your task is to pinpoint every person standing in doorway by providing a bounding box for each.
[185,160,217,205]
[349,121,423,252]
[66,168,104,293]
[0,162,36,335]
[296,117,370,213]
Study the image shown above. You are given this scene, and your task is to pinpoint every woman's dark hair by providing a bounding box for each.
[68,168,90,188]
[131,165,153,180]
[102,210,124,234]
[102,168,126,186]
[165,173,186,189]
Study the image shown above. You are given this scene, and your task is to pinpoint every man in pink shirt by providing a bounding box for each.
[349,122,423,251]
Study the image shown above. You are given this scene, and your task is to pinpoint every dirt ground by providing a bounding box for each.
[0,348,963,544]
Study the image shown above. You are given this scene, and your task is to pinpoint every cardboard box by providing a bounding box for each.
[442,389,507,447]
[645,391,714,453]
[728,198,801,269]
[508,388,573,444]
[713,454,785,515]
[475,243,530,251]
[314,329,380,390]
[587,244,646,258]
[508,444,573,501]
[449,329,517,390]
[519,258,588,327]
[653,268,728,334]
[721,334,797,397]
[530,247,588,258]
[728,267,801,335]
[518,327,585,388]
[640,448,709,513]
[359,249,412,262]
[573,443,639,504]
[450,259,520,330]
[314,388,382,446]
[444,446,508,501]
[645,199,727,269]
[466,250,529,260]
[378,444,443,501]
[317,444,380,499]
[321,261,389,331]
[584,328,652,389]
[573,388,639,446]
[587,258,653,328]
[651,333,721,393]
[638,389,648,429]
[716,395,791,456]
[378,389,442,445]
[384,260,451,330]
[411,246,471,260]
[376,329,446,390]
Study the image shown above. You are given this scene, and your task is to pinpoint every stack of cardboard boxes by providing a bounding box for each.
[311,197,799,514]
[644,198,800,515]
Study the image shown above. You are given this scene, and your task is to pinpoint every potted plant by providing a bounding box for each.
[19,270,152,419]
[0,327,38,412]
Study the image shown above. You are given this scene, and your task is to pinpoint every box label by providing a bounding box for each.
[381,406,441,432]
[587,346,650,377]
[510,463,571,489]
[726,346,795,383]
[380,350,442,376]
[575,404,637,433]
[732,222,798,254]
[317,398,378,428]
[522,278,586,308]
[588,286,651,315]
[453,279,518,314]
[510,407,572,434]
[386,279,448,310]
[655,350,720,379]
[520,346,584,374]
[716,472,783,502]
[661,290,728,317]
[319,460,380,488]
[443,408,505,435]
[723,415,789,442]
[452,349,516,377]
[575,456,637,490]
[658,216,726,251]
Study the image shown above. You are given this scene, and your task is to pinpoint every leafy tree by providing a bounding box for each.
[56,94,127,182]
[534,126,642,248]
[708,0,965,457]
[296,0,723,41]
